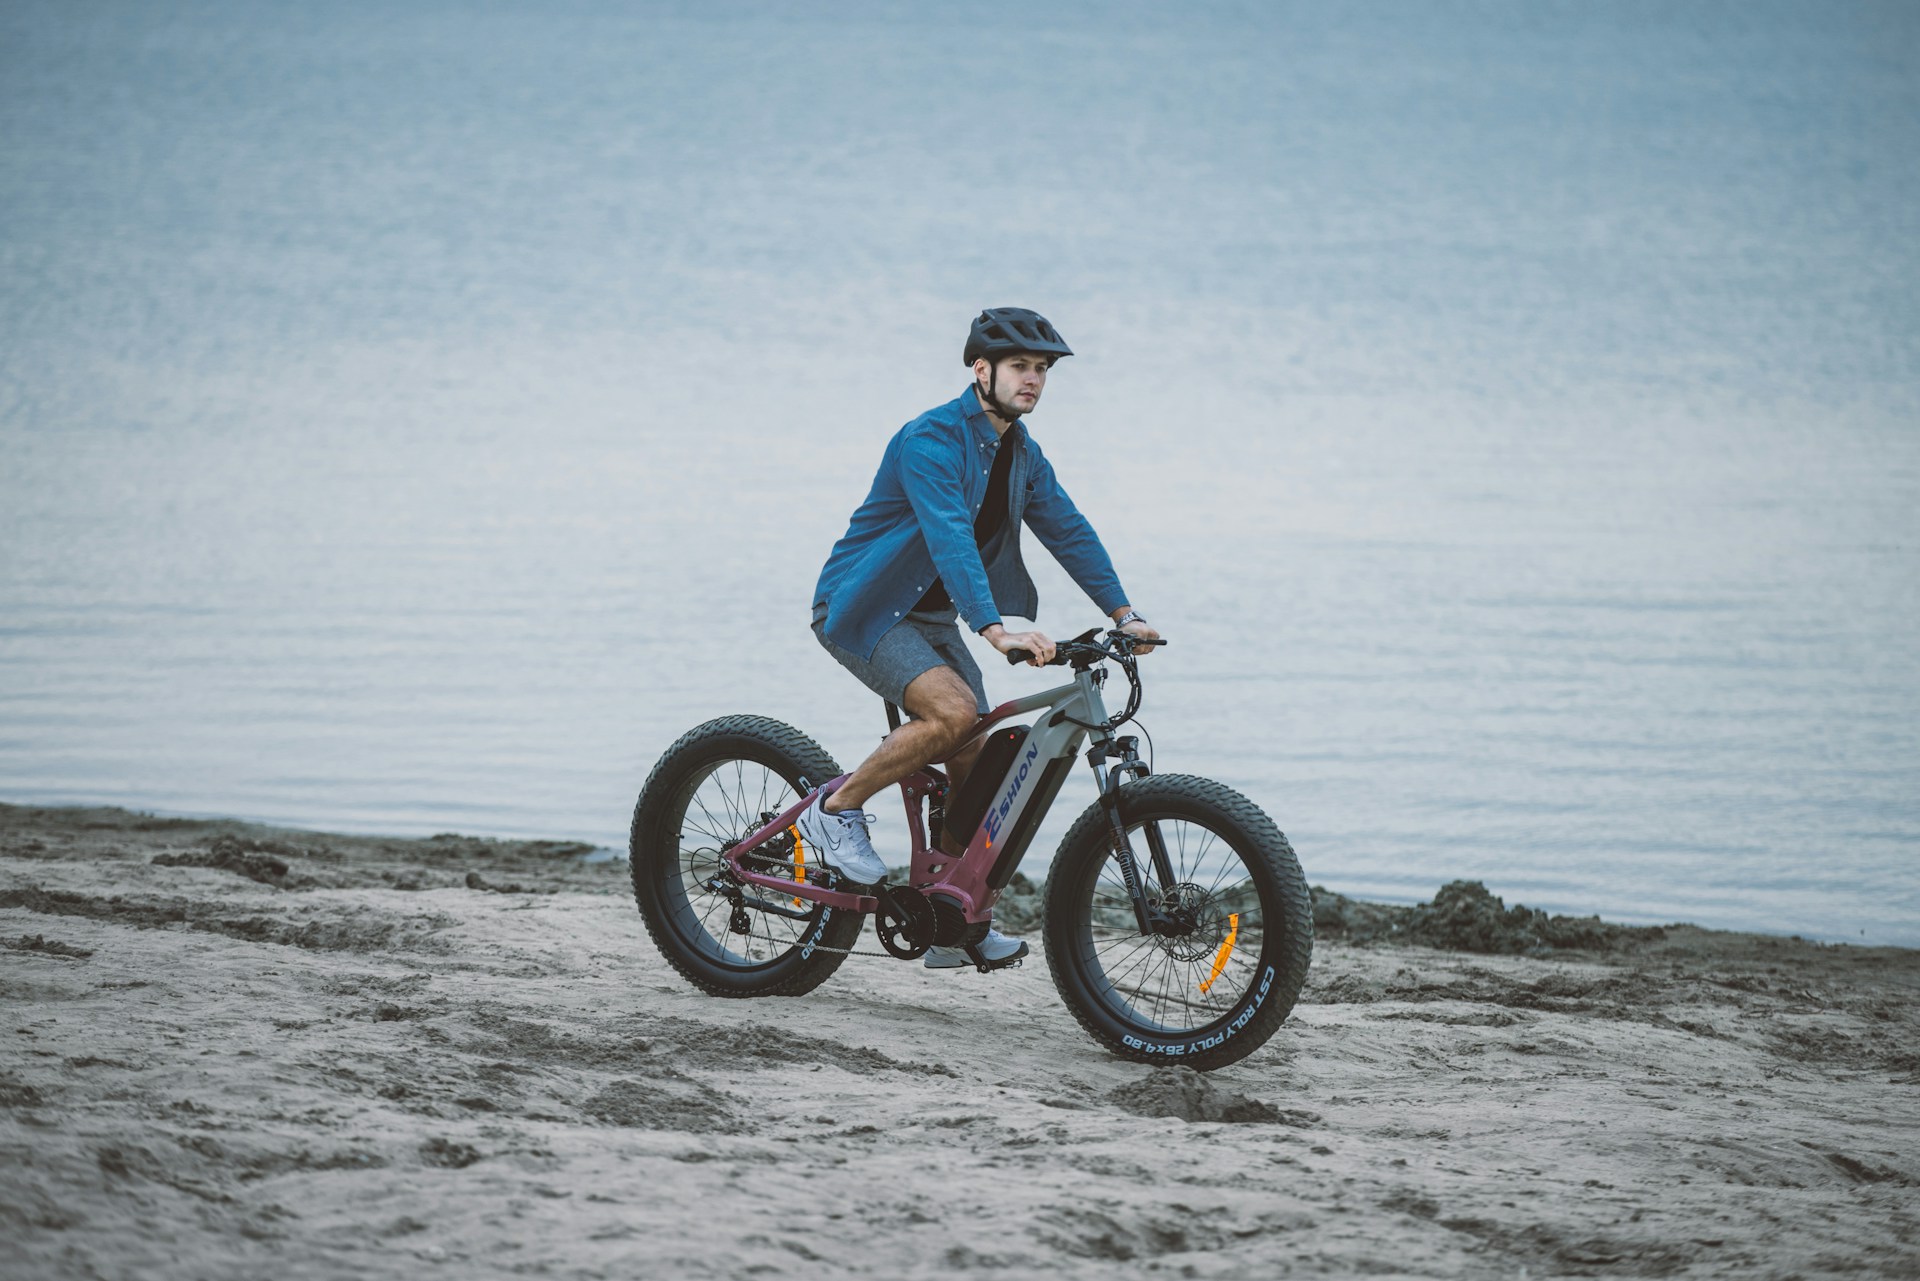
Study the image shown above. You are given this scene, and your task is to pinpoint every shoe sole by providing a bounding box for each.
[925,944,1029,970]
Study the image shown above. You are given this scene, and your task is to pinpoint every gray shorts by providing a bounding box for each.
[812,603,989,715]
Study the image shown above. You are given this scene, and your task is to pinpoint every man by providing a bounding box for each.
[800,307,1160,968]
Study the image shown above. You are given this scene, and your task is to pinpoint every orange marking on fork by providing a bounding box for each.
[1199,913,1240,996]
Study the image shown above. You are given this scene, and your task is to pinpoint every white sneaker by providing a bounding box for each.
[924,927,1029,970]
[792,791,888,885]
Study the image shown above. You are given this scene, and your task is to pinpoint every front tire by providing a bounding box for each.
[1043,775,1312,1070]
[630,715,863,997]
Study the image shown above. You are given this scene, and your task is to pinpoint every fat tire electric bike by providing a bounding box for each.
[628,628,1312,1070]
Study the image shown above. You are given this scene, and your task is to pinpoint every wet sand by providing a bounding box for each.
[3,803,1916,1279]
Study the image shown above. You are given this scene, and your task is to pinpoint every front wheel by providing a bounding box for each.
[1043,775,1312,1070]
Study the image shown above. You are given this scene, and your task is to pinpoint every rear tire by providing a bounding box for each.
[1043,775,1312,1070]
[630,715,863,997]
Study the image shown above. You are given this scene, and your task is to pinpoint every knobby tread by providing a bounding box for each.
[629,715,862,998]
[1042,773,1313,1071]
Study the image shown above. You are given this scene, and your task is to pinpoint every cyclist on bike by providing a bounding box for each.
[800,307,1160,969]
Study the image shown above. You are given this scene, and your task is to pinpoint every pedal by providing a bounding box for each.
[963,940,1030,973]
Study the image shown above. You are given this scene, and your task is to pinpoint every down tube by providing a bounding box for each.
[982,714,1087,889]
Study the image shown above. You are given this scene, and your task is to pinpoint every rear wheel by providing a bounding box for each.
[1043,775,1312,1070]
[630,715,863,997]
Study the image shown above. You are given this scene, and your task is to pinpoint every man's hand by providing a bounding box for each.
[982,623,1056,667]
[1111,608,1162,656]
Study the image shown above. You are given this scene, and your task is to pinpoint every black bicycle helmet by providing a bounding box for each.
[963,307,1073,367]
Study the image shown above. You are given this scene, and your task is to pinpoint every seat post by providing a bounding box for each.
[884,701,902,733]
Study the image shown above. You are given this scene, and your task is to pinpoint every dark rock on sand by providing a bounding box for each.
[153,836,296,886]
[419,1138,483,1169]
[1313,880,1666,954]
[3,933,93,959]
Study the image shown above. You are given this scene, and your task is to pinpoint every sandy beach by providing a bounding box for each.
[2,802,1915,1279]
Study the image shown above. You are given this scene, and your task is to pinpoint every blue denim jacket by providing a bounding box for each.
[813,386,1129,660]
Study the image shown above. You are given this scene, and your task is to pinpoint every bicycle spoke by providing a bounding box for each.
[1094,939,1161,988]
[690,792,732,847]
[1095,930,1168,993]
[662,760,830,969]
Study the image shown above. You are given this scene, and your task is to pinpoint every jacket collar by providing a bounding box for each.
[960,384,1019,450]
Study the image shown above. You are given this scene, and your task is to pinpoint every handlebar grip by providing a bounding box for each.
[1005,648,1032,666]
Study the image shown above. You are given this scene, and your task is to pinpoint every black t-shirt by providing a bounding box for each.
[915,428,1014,613]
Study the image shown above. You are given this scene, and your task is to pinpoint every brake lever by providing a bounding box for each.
[1107,630,1169,651]
[1004,626,1106,667]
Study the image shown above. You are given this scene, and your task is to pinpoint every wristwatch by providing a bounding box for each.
[1114,610,1147,629]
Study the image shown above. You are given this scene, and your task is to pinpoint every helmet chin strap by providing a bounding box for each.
[977,359,1023,424]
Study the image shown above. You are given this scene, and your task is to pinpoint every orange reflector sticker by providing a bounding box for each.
[791,828,806,907]
[1199,913,1240,995]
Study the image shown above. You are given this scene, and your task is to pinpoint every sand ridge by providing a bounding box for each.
[2,804,1916,1279]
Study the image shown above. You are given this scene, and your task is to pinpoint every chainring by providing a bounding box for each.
[873,885,935,959]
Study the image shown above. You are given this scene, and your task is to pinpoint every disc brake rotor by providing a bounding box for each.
[1151,881,1230,962]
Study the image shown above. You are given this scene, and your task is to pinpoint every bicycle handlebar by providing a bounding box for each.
[1001,629,1165,731]
[1005,631,1167,666]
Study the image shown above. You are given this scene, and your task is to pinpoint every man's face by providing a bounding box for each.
[975,353,1052,415]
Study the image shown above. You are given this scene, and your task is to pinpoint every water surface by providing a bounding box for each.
[3,1,1916,942]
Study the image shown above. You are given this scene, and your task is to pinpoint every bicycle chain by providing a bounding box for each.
[802,941,899,958]
[718,861,910,958]
[726,855,975,962]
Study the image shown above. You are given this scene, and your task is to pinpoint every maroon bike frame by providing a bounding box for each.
[719,697,1035,921]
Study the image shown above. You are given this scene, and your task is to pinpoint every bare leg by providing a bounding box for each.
[824,666,980,814]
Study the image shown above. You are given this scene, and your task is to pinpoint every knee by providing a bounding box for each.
[924,699,978,750]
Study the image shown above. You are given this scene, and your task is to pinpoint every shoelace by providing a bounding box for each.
[812,807,877,862]
[827,808,877,834]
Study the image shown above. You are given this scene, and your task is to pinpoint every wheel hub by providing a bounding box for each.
[1149,882,1230,961]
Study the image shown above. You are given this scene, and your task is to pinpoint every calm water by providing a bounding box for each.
[3,2,1916,943]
